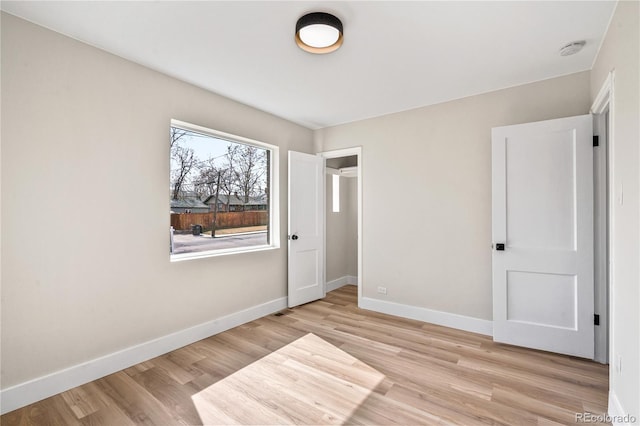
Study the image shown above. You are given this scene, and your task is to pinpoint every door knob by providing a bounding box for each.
[495,243,505,251]
[291,234,299,240]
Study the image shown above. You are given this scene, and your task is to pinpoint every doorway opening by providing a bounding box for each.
[320,148,362,306]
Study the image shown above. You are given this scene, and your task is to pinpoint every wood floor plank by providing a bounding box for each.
[348,390,451,426]
[79,402,136,426]
[145,355,201,386]
[59,383,109,420]
[384,383,486,425]
[128,367,203,425]
[457,357,608,405]
[491,385,589,425]
[1,286,610,425]
[93,372,187,426]
[3,395,83,426]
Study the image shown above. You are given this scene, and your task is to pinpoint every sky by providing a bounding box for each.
[171,129,231,170]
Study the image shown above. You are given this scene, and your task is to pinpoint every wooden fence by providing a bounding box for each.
[170,211,268,231]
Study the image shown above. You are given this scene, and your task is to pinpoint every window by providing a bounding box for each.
[332,174,340,213]
[169,120,278,260]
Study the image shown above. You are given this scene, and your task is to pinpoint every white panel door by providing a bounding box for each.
[288,151,325,308]
[492,114,594,358]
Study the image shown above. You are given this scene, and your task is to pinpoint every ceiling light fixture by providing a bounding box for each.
[295,12,343,54]
[559,40,586,56]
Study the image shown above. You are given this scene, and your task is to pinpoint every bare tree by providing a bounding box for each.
[232,145,266,203]
[170,127,188,149]
[221,145,240,209]
[169,128,267,210]
[170,127,196,200]
[192,157,232,201]
[193,158,219,199]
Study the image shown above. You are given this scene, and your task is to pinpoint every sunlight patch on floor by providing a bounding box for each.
[191,333,385,424]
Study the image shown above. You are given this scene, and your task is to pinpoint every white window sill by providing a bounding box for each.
[170,243,280,262]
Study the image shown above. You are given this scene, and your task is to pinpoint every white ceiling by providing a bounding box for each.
[2,1,617,129]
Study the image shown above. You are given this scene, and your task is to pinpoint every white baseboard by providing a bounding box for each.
[608,390,637,426]
[360,297,493,336]
[608,390,624,420]
[326,275,358,292]
[0,296,288,415]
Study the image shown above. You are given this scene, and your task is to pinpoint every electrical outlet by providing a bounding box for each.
[377,286,387,295]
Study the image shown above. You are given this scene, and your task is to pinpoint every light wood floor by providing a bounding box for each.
[2,286,609,425]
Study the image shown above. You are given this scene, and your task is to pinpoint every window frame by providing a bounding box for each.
[170,119,280,261]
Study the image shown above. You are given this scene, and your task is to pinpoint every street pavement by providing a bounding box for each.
[171,232,268,255]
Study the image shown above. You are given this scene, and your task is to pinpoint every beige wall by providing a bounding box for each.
[326,174,357,282]
[591,1,639,419]
[346,177,358,277]
[0,13,314,388]
[316,71,592,320]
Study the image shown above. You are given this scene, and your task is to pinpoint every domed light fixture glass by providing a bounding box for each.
[295,12,343,54]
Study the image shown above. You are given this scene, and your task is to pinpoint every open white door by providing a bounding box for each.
[288,151,324,308]
[492,114,594,358]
